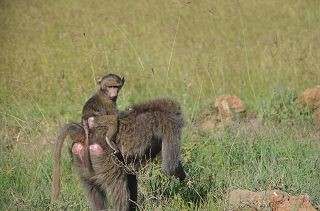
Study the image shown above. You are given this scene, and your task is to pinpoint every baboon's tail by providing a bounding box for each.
[51,123,84,204]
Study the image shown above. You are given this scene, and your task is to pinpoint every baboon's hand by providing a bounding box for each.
[88,117,97,128]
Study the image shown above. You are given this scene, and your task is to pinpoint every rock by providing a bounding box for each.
[214,95,245,125]
[299,86,320,125]
[214,95,246,113]
[227,189,270,210]
[198,95,247,131]
[227,189,316,211]
[299,86,320,111]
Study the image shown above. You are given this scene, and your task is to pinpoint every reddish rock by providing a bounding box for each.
[214,95,245,125]
[227,189,316,211]
[299,86,320,125]
[299,86,320,111]
[214,95,245,113]
[270,190,316,211]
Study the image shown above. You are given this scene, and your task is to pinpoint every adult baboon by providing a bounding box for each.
[51,98,186,210]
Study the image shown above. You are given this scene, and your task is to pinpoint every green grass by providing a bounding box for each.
[1,0,320,210]
[1,123,319,210]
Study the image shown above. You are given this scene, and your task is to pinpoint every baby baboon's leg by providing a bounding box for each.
[105,121,120,154]
[106,136,119,154]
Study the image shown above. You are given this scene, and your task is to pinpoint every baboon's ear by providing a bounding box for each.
[122,77,125,85]
[97,78,102,85]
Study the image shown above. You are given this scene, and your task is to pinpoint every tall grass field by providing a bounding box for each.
[1,0,319,210]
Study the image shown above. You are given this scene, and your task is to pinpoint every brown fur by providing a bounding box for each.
[51,98,186,210]
[82,73,124,171]
[50,122,85,204]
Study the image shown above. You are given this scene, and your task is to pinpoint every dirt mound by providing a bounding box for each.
[198,95,246,131]
[214,95,245,125]
[198,95,262,133]
[299,86,320,111]
[214,95,246,113]
[227,189,316,211]
[299,86,320,125]
[313,109,320,125]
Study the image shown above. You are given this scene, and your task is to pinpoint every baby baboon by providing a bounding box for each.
[51,98,186,210]
[82,73,125,170]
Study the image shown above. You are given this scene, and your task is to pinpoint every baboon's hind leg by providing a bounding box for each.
[82,181,107,211]
[128,174,137,211]
[100,173,131,211]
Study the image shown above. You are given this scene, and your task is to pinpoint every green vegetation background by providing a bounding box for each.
[1,0,319,210]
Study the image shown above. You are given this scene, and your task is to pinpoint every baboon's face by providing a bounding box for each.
[106,86,120,99]
[98,74,124,99]
[100,79,121,99]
